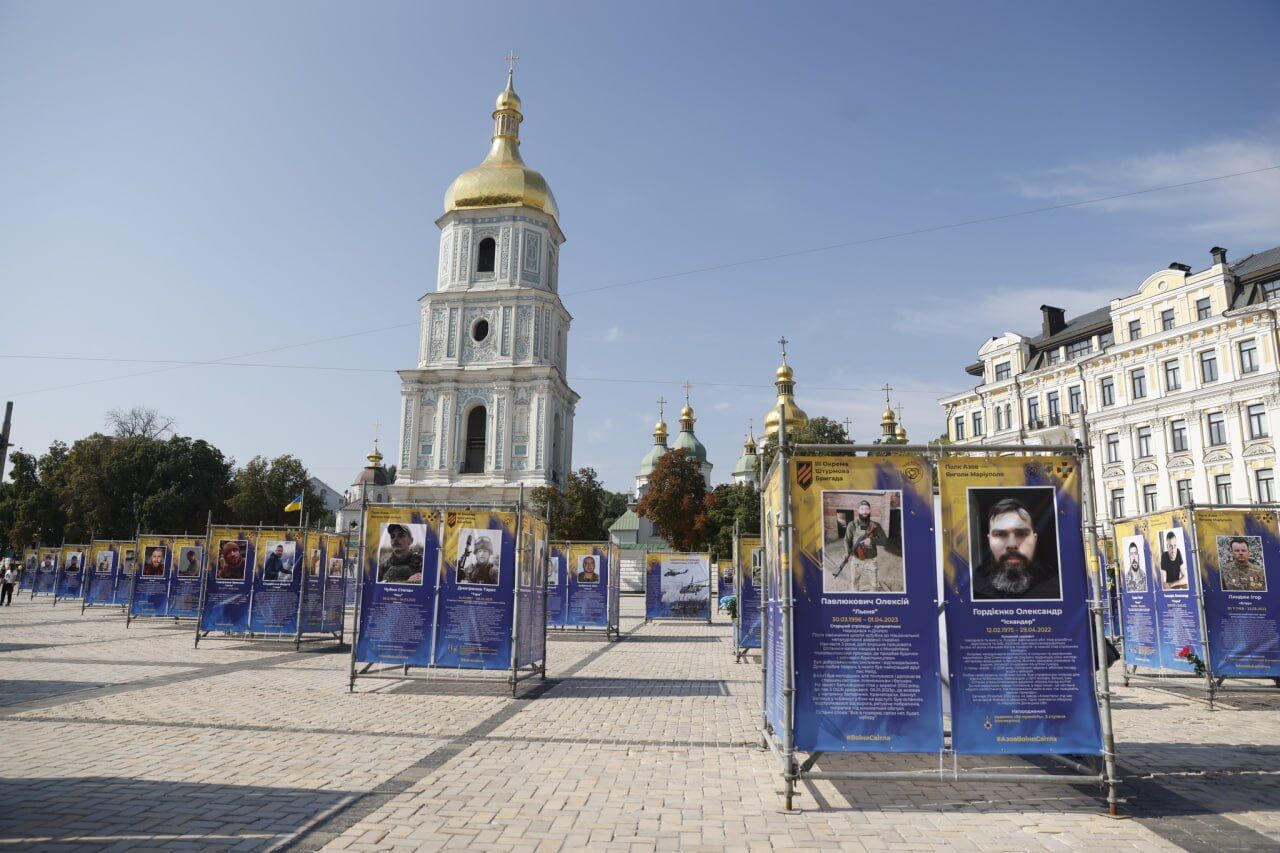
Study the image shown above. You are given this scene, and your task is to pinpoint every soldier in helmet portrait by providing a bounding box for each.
[456,529,499,586]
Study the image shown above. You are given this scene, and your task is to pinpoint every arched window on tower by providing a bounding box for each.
[462,406,487,473]
[476,237,496,274]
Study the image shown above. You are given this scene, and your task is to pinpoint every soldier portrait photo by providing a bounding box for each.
[821,490,904,594]
[307,548,322,577]
[260,541,296,584]
[95,551,115,574]
[1121,536,1148,594]
[577,555,600,584]
[1156,528,1189,591]
[215,539,249,581]
[377,523,426,585]
[63,552,84,573]
[455,528,499,586]
[967,486,1062,601]
[1217,535,1267,592]
[751,547,763,586]
[328,557,344,577]
[177,546,203,578]
[141,546,167,577]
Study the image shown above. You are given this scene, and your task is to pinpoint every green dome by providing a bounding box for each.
[637,442,668,477]
[672,429,708,463]
[732,450,757,477]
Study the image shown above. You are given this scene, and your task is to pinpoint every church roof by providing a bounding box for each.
[671,429,708,463]
[637,442,668,477]
[609,508,641,532]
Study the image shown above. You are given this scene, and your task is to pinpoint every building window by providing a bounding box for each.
[1100,330,1115,348]
[1143,483,1158,513]
[1207,411,1227,446]
[1004,403,1012,429]
[1263,279,1280,300]
[475,237,496,274]
[1110,489,1125,519]
[1239,339,1259,374]
[972,411,984,436]
[953,416,965,441]
[1136,426,1152,458]
[1196,297,1212,321]
[1177,479,1193,506]
[1027,398,1040,427]
[1247,403,1269,439]
[1257,468,1276,503]
[1199,350,1218,383]
[1046,350,1061,365]
[1160,308,1175,331]
[995,406,1005,431]
[1170,419,1188,453]
[994,361,1011,381]
[1066,340,1092,360]
[1046,391,1060,424]
[1068,385,1082,414]
[1100,376,1115,407]
[1163,359,1181,392]
[1106,432,1120,463]
[1130,368,1147,400]
[1215,474,1232,504]
[1128,319,1142,341]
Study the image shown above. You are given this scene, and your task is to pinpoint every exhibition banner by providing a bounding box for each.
[609,543,621,630]
[113,544,139,605]
[298,532,326,634]
[718,560,734,600]
[33,549,58,596]
[789,456,944,753]
[515,515,548,668]
[645,552,711,620]
[1116,520,1160,669]
[249,529,304,634]
[166,538,205,618]
[762,466,786,734]
[83,541,127,607]
[130,536,173,617]
[546,543,568,628]
[320,533,347,634]
[434,510,516,669]
[1193,509,1280,678]
[55,544,89,600]
[565,543,608,629]
[200,529,256,633]
[19,549,39,590]
[356,508,440,667]
[940,455,1102,755]
[735,535,762,650]
[1145,510,1203,674]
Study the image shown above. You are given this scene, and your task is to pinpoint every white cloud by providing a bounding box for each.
[1012,136,1280,241]
[712,401,731,412]
[596,324,625,343]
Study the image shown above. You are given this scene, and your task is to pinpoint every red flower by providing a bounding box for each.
[1177,645,1192,658]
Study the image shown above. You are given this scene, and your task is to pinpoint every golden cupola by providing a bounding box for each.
[443,69,559,222]
[763,341,809,438]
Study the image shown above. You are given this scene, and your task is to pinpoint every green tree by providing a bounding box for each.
[600,489,630,533]
[706,481,760,561]
[531,467,614,540]
[226,455,321,527]
[635,449,717,551]
[0,448,65,550]
[758,416,853,473]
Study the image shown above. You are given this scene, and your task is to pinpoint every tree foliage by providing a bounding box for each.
[226,455,322,527]
[635,449,717,552]
[706,481,760,561]
[530,467,622,541]
[106,407,174,440]
[758,416,852,473]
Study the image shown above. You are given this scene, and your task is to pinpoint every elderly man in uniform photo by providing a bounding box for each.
[834,500,888,592]
[460,535,498,585]
[1221,537,1266,592]
[973,497,1061,600]
[379,524,424,583]
[217,541,247,580]
[1123,541,1147,593]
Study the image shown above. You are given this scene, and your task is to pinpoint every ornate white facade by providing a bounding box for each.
[392,72,578,504]
[940,246,1280,524]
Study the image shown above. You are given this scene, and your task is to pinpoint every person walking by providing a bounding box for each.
[1,565,15,605]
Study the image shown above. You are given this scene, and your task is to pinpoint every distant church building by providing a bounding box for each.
[391,69,578,504]
[335,445,392,533]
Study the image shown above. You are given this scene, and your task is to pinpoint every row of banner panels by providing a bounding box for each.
[198,528,348,636]
[764,453,1104,757]
[354,507,548,671]
[1115,507,1280,678]
[547,542,617,630]
[644,552,712,620]
[734,534,762,651]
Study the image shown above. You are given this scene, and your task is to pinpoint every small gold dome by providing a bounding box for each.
[881,407,895,425]
[495,76,522,112]
[680,404,694,420]
[654,420,668,440]
[776,362,794,382]
[895,423,907,441]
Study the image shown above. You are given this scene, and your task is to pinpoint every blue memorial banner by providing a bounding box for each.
[1116,522,1160,669]
[320,533,348,634]
[940,455,1102,756]
[735,535,762,650]
[55,545,89,601]
[200,530,255,632]
[434,510,516,669]
[789,456,944,753]
[1194,509,1280,678]
[546,543,568,628]
[515,515,548,668]
[1146,510,1204,673]
[19,549,39,591]
[718,560,734,602]
[298,532,326,634]
[249,529,304,634]
[130,537,173,617]
[83,543,124,607]
[645,552,711,620]
[565,543,609,629]
[356,508,440,667]
[762,468,786,734]
[166,539,205,618]
[114,544,139,606]
[32,549,58,596]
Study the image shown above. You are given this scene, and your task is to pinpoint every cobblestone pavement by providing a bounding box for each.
[1,597,1278,851]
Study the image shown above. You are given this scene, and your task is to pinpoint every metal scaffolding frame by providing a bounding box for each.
[546,540,622,641]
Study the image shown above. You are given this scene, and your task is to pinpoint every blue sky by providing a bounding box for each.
[2,1,1278,493]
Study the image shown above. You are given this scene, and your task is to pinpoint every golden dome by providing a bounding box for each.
[680,404,694,420]
[443,72,559,222]
[776,362,794,382]
[895,423,907,441]
[653,419,668,441]
[881,407,895,425]
[367,444,384,467]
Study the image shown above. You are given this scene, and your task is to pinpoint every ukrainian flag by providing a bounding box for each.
[284,494,303,513]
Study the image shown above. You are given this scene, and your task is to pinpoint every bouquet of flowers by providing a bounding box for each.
[1177,645,1206,676]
